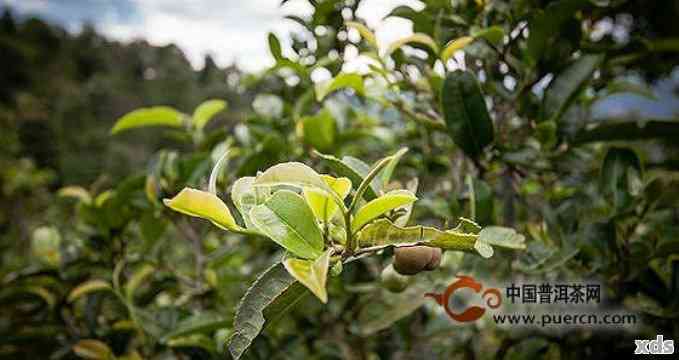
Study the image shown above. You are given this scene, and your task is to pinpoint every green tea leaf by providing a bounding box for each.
[268,32,283,61]
[283,249,332,303]
[302,109,336,151]
[380,147,408,188]
[315,73,365,101]
[600,147,642,211]
[254,162,330,193]
[57,186,92,204]
[315,152,380,200]
[478,226,526,250]
[231,176,270,231]
[228,262,305,360]
[357,219,479,254]
[386,33,439,56]
[542,54,603,122]
[345,21,378,49]
[526,0,589,64]
[472,26,505,44]
[249,190,324,259]
[352,190,417,233]
[125,263,154,301]
[208,148,232,195]
[303,175,352,223]
[441,70,494,159]
[68,280,112,303]
[164,188,243,232]
[111,106,184,134]
[160,313,230,343]
[192,99,226,130]
[73,339,113,360]
[441,36,474,63]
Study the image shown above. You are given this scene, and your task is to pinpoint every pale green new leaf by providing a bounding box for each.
[231,177,270,230]
[380,147,408,187]
[315,73,365,101]
[394,179,418,227]
[208,149,232,195]
[283,249,332,303]
[254,162,330,193]
[352,190,417,233]
[345,21,378,49]
[193,99,226,130]
[111,106,184,134]
[441,36,474,63]
[164,188,244,232]
[304,175,352,223]
[249,190,324,259]
[386,33,439,56]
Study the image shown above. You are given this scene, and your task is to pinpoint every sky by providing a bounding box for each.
[2,0,677,118]
[2,0,421,72]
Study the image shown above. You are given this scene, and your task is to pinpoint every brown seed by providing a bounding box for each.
[393,246,434,275]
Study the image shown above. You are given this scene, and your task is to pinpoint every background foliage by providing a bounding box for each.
[1,0,679,359]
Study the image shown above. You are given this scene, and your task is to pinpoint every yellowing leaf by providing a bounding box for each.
[193,99,227,129]
[345,21,378,49]
[111,106,184,134]
[164,188,243,232]
[440,36,474,63]
[352,190,417,233]
[249,190,324,259]
[283,249,332,303]
[73,339,113,360]
[254,163,338,206]
[386,33,439,57]
[304,175,352,223]
[68,280,112,303]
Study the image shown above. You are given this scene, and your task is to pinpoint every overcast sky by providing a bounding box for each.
[2,0,421,71]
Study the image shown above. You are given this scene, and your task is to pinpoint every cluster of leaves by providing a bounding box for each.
[2,0,679,359]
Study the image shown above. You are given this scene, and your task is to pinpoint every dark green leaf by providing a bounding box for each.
[542,54,602,122]
[268,33,283,61]
[441,70,494,159]
[228,262,306,360]
[600,147,642,211]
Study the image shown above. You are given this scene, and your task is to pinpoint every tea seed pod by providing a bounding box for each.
[381,264,410,293]
[424,247,442,271]
[393,246,435,275]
